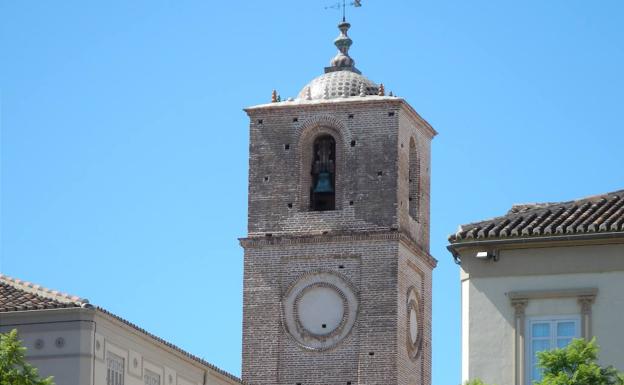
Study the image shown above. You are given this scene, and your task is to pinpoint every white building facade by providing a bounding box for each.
[0,274,241,385]
[448,190,624,385]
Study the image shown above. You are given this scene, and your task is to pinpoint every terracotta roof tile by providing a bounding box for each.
[449,189,624,243]
[0,275,87,312]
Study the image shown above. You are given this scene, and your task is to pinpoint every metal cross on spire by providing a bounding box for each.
[325,0,362,22]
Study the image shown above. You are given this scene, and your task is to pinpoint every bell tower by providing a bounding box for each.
[240,20,437,385]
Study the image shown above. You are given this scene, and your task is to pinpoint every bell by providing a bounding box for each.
[313,172,334,193]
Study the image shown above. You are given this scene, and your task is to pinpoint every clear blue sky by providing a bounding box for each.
[1,1,623,384]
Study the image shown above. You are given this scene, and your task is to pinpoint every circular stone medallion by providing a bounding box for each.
[406,286,422,360]
[409,306,419,344]
[283,271,358,351]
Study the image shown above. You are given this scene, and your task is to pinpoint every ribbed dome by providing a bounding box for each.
[297,71,379,100]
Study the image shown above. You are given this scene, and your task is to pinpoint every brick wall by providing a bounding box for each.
[241,97,436,385]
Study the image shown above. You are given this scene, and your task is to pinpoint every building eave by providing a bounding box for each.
[447,231,624,264]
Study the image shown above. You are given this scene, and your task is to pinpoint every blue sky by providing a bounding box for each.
[1,1,623,384]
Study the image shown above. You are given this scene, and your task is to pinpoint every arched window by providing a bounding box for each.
[409,137,420,221]
[310,135,336,211]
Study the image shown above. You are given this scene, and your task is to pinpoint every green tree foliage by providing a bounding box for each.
[0,329,54,385]
[464,379,492,385]
[535,338,624,385]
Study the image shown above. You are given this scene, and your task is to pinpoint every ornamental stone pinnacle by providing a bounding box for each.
[326,21,360,74]
[295,18,381,101]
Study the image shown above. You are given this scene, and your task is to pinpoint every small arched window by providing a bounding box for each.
[310,135,336,211]
[409,137,420,221]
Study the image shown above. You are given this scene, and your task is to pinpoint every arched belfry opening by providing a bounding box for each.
[409,137,420,221]
[310,135,336,211]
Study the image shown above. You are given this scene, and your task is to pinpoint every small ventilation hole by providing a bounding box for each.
[377,171,383,176]
[264,176,269,182]
[388,111,395,117]
[257,119,263,124]
[348,114,354,119]
[369,352,375,356]
[287,203,293,208]
[349,200,354,206]
[265,233,272,237]
[284,144,290,150]
[350,140,356,147]
[322,324,327,329]
[293,117,298,122]
[338,265,345,269]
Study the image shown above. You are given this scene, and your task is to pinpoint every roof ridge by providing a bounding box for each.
[508,202,560,213]
[0,273,88,306]
[508,189,624,214]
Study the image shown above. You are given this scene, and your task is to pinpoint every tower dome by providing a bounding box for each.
[297,71,379,100]
[297,21,379,101]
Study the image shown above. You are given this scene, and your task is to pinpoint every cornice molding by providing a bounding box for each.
[448,232,624,264]
[244,97,437,138]
[508,287,598,301]
[239,230,437,268]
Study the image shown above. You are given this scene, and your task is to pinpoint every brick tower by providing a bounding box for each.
[240,20,437,385]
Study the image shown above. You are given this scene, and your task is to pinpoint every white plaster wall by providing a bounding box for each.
[0,320,93,385]
[464,276,515,385]
[461,279,469,383]
[93,312,238,385]
[463,270,624,385]
[0,308,239,385]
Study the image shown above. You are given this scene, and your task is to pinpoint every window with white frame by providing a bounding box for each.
[106,352,125,385]
[527,316,580,384]
[144,369,161,385]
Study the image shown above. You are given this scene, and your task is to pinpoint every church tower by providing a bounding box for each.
[240,19,437,385]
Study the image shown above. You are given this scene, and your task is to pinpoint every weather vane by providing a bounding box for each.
[325,0,362,22]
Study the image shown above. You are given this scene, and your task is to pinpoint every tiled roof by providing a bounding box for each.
[449,189,624,243]
[0,275,88,312]
[0,274,242,384]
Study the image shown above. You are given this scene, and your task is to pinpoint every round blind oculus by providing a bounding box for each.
[409,305,419,343]
[282,271,358,351]
[406,286,422,360]
[296,284,345,335]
